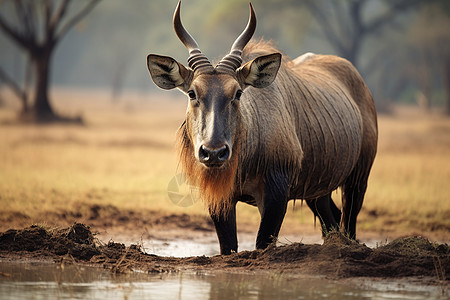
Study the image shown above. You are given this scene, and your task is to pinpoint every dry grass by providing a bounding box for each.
[0,89,192,222]
[359,106,450,239]
[0,88,449,241]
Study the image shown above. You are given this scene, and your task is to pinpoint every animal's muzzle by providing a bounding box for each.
[198,144,230,167]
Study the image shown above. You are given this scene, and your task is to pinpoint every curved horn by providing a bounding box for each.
[173,1,213,73]
[216,3,257,73]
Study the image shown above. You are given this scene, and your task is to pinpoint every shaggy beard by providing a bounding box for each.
[177,126,240,216]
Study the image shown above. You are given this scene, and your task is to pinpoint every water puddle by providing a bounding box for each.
[108,232,325,257]
[139,234,256,257]
[117,232,380,258]
[0,261,446,299]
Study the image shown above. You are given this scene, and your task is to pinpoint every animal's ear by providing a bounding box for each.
[147,54,192,90]
[237,53,281,89]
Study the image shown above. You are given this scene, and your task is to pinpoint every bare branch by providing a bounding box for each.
[44,0,53,34]
[364,0,424,34]
[54,0,100,43]
[49,0,70,37]
[25,0,36,39]
[0,12,33,49]
[0,66,27,102]
[329,1,348,38]
[14,0,35,42]
[303,0,347,55]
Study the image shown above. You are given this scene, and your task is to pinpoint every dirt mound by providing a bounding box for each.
[205,232,448,279]
[0,223,100,260]
[0,225,448,281]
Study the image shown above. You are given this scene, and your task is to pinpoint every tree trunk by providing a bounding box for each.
[32,50,55,119]
[20,94,28,113]
[444,57,450,116]
[20,47,82,124]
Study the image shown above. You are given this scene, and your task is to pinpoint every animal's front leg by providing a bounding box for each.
[256,173,289,249]
[210,204,237,255]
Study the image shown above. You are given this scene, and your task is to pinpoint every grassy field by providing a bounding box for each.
[0,88,449,241]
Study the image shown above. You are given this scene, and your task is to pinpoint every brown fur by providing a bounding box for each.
[177,40,377,216]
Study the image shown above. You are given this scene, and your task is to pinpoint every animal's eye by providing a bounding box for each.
[234,90,243,101]
[187,90,196,100]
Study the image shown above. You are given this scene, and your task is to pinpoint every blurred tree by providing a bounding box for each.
[0,0,100,122]
[301,0,450,114]
[433,0,450,115]
[207,0,427,112]
[301,0,425,68]
[375,1,450,114]
[407,4,450,111]
[205,0,310,59]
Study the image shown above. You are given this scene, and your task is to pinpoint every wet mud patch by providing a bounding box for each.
[0,224,448,284]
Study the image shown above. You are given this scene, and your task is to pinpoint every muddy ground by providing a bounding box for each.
[0,215,448,288]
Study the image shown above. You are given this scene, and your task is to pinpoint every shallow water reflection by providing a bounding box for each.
[119,232,324,258]
[0,261,446,299]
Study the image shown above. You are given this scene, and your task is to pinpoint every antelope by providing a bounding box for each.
[147,2,378,255]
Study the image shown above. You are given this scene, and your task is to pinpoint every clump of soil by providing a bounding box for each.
[0,223,100,260]
[213,232,449,280]
[0,224,448,282]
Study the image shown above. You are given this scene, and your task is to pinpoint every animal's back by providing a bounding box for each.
[295,54,378,191]
[289,55,367,199]
[239,43,376,200]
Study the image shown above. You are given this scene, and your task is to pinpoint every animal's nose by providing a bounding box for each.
[198,144,230,166]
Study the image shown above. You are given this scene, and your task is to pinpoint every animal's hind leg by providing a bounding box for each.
[329,196,342,225]
[306,194,341,236]
[341,171,369,239]
[256,172,289,249]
